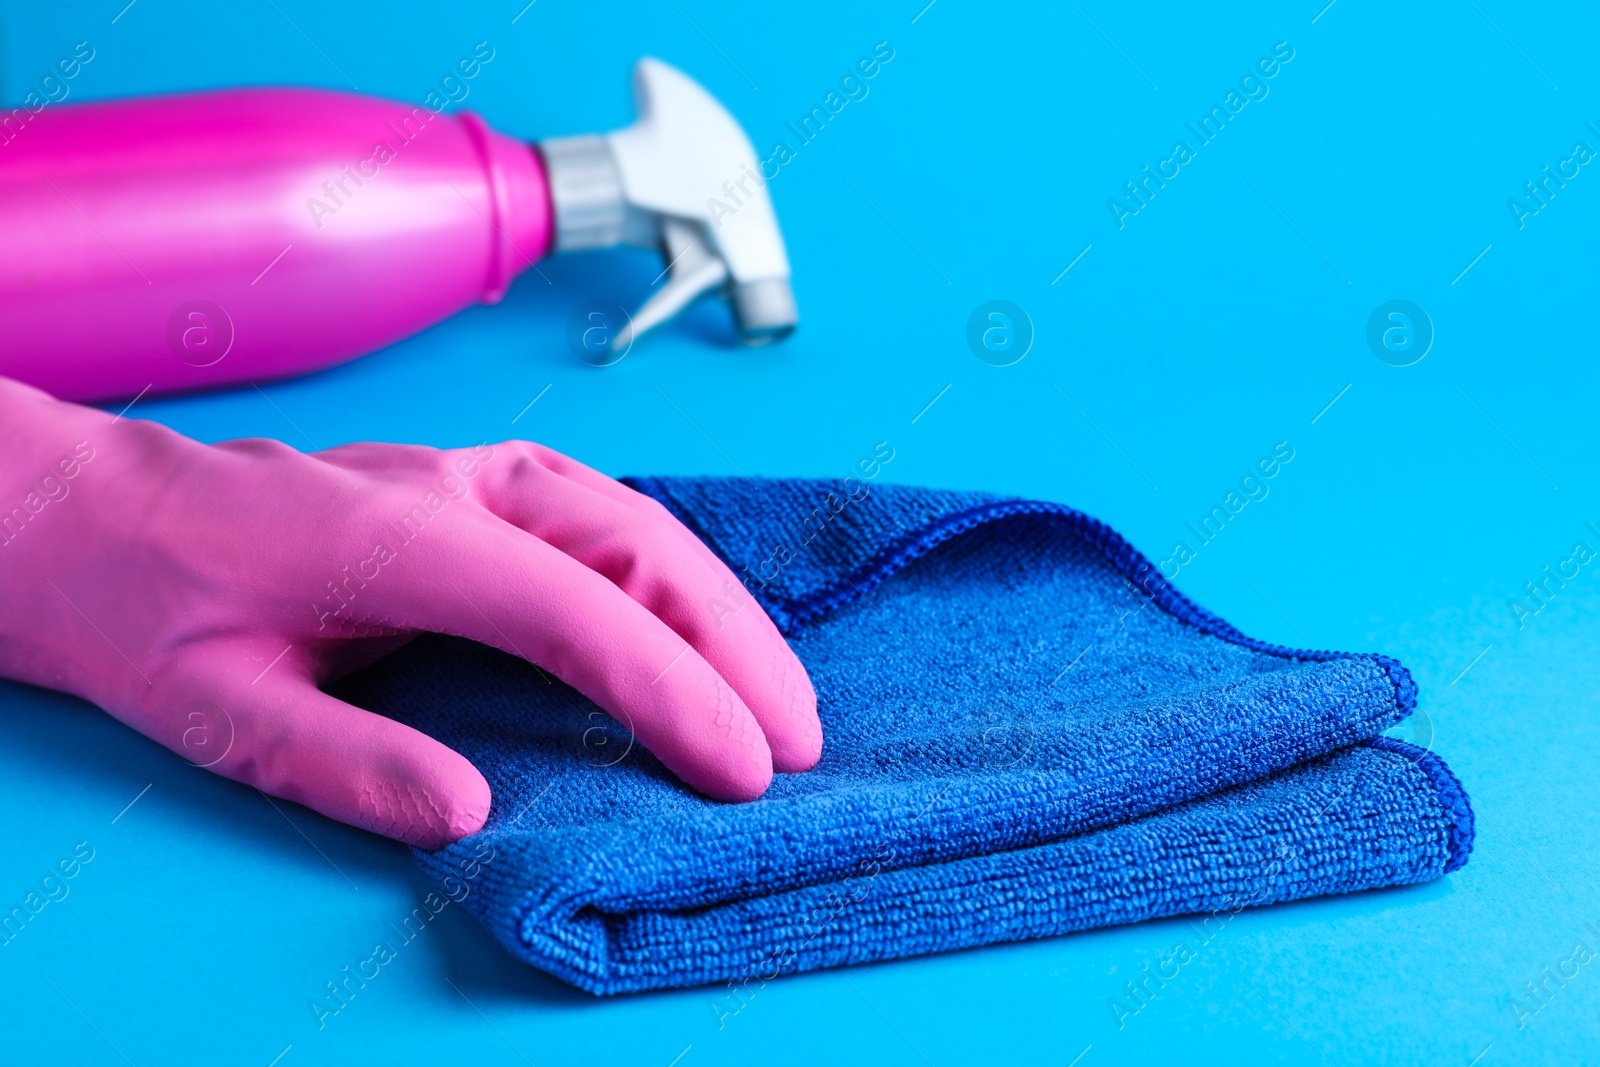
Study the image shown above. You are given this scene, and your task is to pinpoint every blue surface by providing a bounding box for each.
[0,0,1596,1061]
[338,475,1466,993]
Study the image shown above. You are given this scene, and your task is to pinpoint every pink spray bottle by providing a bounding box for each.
[0,59,796,401]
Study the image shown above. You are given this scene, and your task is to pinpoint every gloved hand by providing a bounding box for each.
[0,376,821,848]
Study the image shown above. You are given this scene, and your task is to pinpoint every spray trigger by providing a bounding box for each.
[612,219,726,352]
[539,59,796,351]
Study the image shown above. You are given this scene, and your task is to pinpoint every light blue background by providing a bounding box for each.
[2,0,1597,1063]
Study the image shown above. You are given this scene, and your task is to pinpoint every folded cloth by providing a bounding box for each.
[331,477,1474,995]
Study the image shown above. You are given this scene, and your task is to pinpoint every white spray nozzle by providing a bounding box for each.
[539,58,796,350]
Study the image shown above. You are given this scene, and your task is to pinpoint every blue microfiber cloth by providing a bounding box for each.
[331,477,1474,995]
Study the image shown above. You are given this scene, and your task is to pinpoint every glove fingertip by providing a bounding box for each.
[765,650,824,774]
[363,750,492,850]
[697,751,774,803]
[440,763,493,844]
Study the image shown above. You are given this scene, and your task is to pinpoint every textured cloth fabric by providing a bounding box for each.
[332,476,1475,995]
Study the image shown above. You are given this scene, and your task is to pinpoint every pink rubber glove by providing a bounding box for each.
[0,377,821,848]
